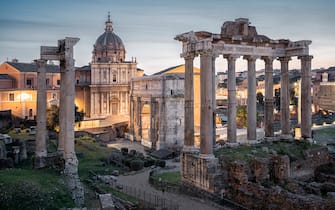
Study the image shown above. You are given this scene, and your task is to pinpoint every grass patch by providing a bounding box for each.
[215,140,323,162]
[76,137,123,180]
[96,183,139,204]
[153,171,181,184]
[0,168,74,209]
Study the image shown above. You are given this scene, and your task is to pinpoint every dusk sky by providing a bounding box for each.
[1,0,334,74]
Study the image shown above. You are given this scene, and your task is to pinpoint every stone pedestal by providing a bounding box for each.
[181,152,218,193]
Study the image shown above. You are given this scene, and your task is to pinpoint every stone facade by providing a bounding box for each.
[129,74,185,150]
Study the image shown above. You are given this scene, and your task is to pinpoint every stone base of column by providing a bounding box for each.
[33,153,64,170]
[300,137,313,144]
[64,155,84,207]
[181,152,219,193]
[280,134,293,140]
[182,145,199,153]
[199,153,216,159]
[33,156,47,169]
[264,137,275,142]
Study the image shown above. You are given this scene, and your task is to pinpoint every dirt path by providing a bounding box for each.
[117,169,226,210]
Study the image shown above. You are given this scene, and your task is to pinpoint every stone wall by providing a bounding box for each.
[216,147,335,209]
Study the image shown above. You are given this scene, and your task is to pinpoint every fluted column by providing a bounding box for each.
[244,56,258,141]
[298,55,313,139]
[35,59,47,158]
[278,57,291,139]
[224,55,239,143]
[183,53,196,151]
[200,50,214,157]
[262,56,275,140]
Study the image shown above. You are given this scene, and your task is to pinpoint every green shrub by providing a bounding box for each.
[130,159,144,171]
[129,149,137,157]
[121,147,128,155]
[144,158,156,167]
[155,160,166,168]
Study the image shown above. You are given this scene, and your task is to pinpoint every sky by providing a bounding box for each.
[0,0,334,74]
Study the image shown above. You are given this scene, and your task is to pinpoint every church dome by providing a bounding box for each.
[92,14,126,63]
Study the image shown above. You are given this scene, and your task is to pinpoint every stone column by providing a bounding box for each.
[298,55,313,140]
[35,59,47,158]
[129,96,134,137]
[244,56,258,141]
[263,56,275,140]
[200,51,214,157]
[58,59,66,154]
[183,53,196,151]
[278,57,291,139]
[60,38,80,175]
[212,55,217,147]
[224,55,239,143]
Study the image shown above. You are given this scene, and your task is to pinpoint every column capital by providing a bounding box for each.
[298,55,313,61]
[243,55,258,62]
[183,52,196,60]
[224,54,240,62]
[278,56,291,62]
[261,56,276,64]
[199,49,213,57]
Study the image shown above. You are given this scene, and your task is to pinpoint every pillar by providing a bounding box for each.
[61,38,80,174]
[263,56,275,140]
[129,96,134,136]
[35,59,47,158]
[58,60,66,154]
[200,51,214,157]
[212,55,217,146]
[278,57,291,139]
[183,53,196,151]
[224,55,239,143]
[244,56,257,141]
[299,55,313,139]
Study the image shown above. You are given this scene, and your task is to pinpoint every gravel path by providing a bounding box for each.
[117,168,226,210]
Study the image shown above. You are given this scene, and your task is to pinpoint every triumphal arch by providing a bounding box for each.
[175,18,313,192]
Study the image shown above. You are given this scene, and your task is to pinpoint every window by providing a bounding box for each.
[103,71,107,80]
[9,93,14,101]
[46,79,50,86]
[57,80,60,85]
[113,74,116,82]
[26,79,32,86]
[29,109,33,117]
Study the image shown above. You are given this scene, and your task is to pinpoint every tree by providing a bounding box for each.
[236,105,247,128]
[46,105,84,131]
[46,105,59,131]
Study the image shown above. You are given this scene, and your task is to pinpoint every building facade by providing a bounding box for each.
[0,61,60,119]
[88,15,142,119]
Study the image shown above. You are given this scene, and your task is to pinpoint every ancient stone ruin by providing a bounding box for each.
[175,18,334,209]
[34,37,84,206]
